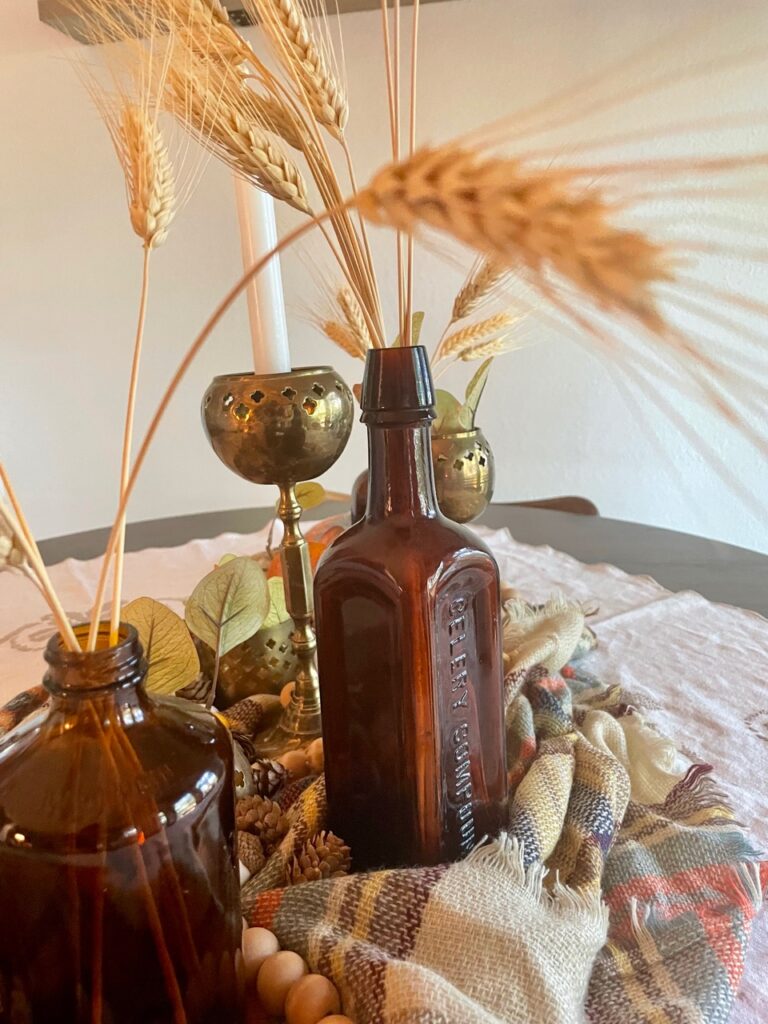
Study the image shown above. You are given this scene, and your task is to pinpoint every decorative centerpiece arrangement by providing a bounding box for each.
[2,0,767,1020]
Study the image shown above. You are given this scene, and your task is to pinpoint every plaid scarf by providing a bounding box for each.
[240,611,766,1024]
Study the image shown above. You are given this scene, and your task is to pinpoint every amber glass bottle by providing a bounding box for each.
[0,624,243,1024]
[314,346,507,869]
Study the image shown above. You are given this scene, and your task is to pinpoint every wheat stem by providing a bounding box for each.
[0,466,79,650]
[404,0,419,346]
[89,203,349,630]
[101,246,152,651]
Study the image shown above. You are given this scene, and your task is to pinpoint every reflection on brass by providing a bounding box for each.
[203,368,354,487]
[202,367,354,754]
[432,427,495,524]
[194,619,299,710]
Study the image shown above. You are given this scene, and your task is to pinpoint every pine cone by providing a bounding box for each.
[235,795,289,854]
[237,830,266,875]
[287,831,351,885]
[251,757,288,798]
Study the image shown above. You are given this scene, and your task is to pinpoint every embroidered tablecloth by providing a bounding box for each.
[0,524,765,1021]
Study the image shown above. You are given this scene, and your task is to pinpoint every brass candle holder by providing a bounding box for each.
[202,367,354,755]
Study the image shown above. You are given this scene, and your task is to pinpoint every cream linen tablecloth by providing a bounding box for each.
[0,525,765,1021]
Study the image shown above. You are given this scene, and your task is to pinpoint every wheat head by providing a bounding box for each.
[120,106,176,247]
[457,335,520,362]
[452,256,508,322]
[436,312,517,361]
[337,286,371,351]
[166,58,311,213]
[246,0,348,140]
[322,319,367,359]
[357,145,672,333]
[250,93,307,151]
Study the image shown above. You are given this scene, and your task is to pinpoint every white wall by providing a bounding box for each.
[2,0,767,552]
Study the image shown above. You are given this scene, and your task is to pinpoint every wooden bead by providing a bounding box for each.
[306,737,324,775]
[256,950,308,1016]
[280,681,296,707]
[285,974,341,1024]
[317,1017,354,1024]
[277,748,310,781]
[242,927,280,983]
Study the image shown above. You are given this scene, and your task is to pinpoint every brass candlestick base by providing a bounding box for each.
[202,367,354,755]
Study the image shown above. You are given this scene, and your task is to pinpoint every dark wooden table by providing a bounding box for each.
[38,503,768,618]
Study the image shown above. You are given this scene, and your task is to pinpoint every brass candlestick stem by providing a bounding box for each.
[202,367,354,755]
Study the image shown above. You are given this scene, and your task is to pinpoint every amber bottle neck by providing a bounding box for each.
[43,623,147,698]
[360,346,439,520]
[365,418,439,519]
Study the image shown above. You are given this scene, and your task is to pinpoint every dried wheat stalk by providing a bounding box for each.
[120,106,176,248]
[321,320,367,359]
[435,312,517,362]
[245,0,348,139]
[455,335,519,362]
[357,145,673,334]
[452,256,509,322]
[337,286,372,351]
[165,56,311,212]
[164,0,254,66]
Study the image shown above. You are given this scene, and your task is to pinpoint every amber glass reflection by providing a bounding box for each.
[314,347,507,869]
[0,624,243,1024]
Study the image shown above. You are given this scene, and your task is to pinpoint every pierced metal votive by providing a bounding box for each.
[202,366,355,755]
[195,618,299,709]
[432,427,495,524]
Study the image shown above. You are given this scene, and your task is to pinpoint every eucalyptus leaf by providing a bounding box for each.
[392,311,425,348]
[458,404,475,430]
[122,597,200,695]
[185,556,269,656]
[261,577,291,630]
[463,358,494,426]
[295,482,326,511]
[433,389,465,433]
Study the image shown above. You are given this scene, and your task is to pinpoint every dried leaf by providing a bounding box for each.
[185,556,269,656]
[295,482,326,510]
[261,577,291,630]
[463,358,494,424]
[433,389,465,433]
[392,311,425,348]
[122,597,200,695]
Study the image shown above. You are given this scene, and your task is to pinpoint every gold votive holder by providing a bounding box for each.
[202,366,355,755]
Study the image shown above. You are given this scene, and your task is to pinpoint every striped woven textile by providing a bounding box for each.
[244,660,766,1023]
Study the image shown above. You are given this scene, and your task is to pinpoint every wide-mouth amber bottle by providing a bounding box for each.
[0,623,243,1023]
[314,346,507,869]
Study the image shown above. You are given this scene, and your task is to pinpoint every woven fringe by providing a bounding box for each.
[467,834,610,929]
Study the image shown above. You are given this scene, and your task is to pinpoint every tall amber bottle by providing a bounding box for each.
[314,346,507,869]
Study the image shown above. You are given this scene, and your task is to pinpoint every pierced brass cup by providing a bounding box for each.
[202,367,355,754]
[431,427,495,524]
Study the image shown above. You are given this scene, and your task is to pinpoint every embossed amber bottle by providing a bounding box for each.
[314,346,507,869]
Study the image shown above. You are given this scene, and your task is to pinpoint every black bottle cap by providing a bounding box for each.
[360,346,435,417]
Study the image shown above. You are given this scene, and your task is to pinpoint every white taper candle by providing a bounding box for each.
[233,175,291,374]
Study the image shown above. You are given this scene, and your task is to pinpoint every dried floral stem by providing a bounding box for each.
[451,257,509,323]
[404,0,419,346]
[246,0,348,139]
[103,246,152,651]
[380,0,404,335]
[89,204,346,629]
[434,312,518,362]
[0,465,79,650]
[356,144,673,334]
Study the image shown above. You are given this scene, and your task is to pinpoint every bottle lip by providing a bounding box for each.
[360,346,436,416]
[44,623,146,694]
